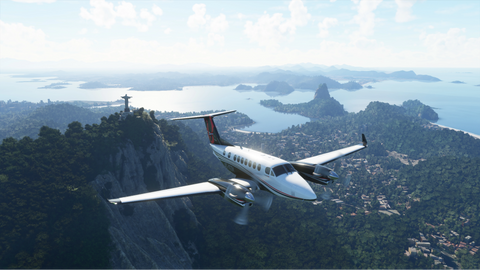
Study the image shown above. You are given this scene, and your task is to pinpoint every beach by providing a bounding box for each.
[431,123,480,140]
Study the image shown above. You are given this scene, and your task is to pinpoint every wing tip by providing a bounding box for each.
[108,198,121,205]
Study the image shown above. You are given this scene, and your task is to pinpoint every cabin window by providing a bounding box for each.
[248,160,252,167]
[223,150,226,156]
[233,155,237,161]
[257,164,261,171]
[241,157,244,164]
[244,159,248,165]
[253,162,256,169]
[228,152,231,158]
[272,165,287,176]
[265,167,270,175]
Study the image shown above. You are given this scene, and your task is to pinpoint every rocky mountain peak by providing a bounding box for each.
[314,83,330,100]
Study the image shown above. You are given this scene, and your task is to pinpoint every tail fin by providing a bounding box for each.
[171,110,235,145]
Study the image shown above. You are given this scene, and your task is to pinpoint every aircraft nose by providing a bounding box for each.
[285,173,317,201]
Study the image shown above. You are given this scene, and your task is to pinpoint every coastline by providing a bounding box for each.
[431,123,480,140]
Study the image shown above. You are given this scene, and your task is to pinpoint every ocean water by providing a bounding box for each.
[0,68,479,134]
[0,74,310,133]
[329,68,480,135]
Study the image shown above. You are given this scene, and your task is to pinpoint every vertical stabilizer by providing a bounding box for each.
[171,110,236,145]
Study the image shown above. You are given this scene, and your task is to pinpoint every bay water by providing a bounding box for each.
[0,68,479,135]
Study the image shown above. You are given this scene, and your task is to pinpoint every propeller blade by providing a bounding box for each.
[254,190,273,211]
[343,174,352,187]
[320,188,331,200]
[234,204,250,225]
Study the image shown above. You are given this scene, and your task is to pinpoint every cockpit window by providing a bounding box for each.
[272,165,287,176]
[285,163,296,173]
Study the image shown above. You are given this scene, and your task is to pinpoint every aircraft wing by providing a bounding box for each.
[296,134,367,165]
[108,182,221,204]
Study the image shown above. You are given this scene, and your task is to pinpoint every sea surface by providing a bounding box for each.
[0,68,479,135]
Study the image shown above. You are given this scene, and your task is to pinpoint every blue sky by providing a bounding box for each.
[1,0,479,68]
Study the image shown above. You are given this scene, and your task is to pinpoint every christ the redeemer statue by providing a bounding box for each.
[121,94,132,112]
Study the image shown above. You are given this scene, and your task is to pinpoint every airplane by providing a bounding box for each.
[108,110,367,224]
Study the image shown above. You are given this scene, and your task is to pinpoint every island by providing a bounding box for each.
[235,81,294,95]
[38,82,71,89]
[260,83,347,118]
[451,81,465,84]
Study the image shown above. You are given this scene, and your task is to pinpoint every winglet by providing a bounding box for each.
[362,134,367,147]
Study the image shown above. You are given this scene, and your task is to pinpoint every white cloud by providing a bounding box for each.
[318,17,338,38]
[244,0,311,47]
[164,28,172,34]
[152,4,163,16]
[115,1,136,20]
[140,9,156,23]
[3,20,478,68]
[208,14,229,33]
[12,0,56,3]
[80,0,162,32]
[288,0,311,28]
[187,4,228,46]
[208,33,224,46]
[0,20,93,61]
[80,0,116,29]
[79,28,88,35]
[395,0,416,23]
[187,4,207,30]
[352,0,383,37]
[244,13,287,48]
[420,28,480,67]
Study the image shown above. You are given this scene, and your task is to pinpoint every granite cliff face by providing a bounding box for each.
[313,83,330,100]
[90,123,197,269]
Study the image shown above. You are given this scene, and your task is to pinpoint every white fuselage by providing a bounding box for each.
[210,144,317,201]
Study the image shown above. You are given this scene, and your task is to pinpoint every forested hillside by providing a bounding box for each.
[1,99,479,268]
[0,108,189,268]
[210,100,480,268]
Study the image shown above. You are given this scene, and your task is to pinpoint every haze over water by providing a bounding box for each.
[1,68,479,135]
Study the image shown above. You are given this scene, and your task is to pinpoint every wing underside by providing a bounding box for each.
[108,182,221,204]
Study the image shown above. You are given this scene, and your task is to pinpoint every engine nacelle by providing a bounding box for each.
[208,178,254,207]
[290,162,339,185]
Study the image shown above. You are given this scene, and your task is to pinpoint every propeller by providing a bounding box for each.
[342,174,352,188]
[320,187,332,200]
[253,190,274,211]
[232,188,274,225]
[234,203,251,225]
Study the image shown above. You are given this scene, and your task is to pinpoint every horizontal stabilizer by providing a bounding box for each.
[171,110,236,121]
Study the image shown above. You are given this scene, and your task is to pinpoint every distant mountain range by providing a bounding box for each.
[1,59,441,92]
